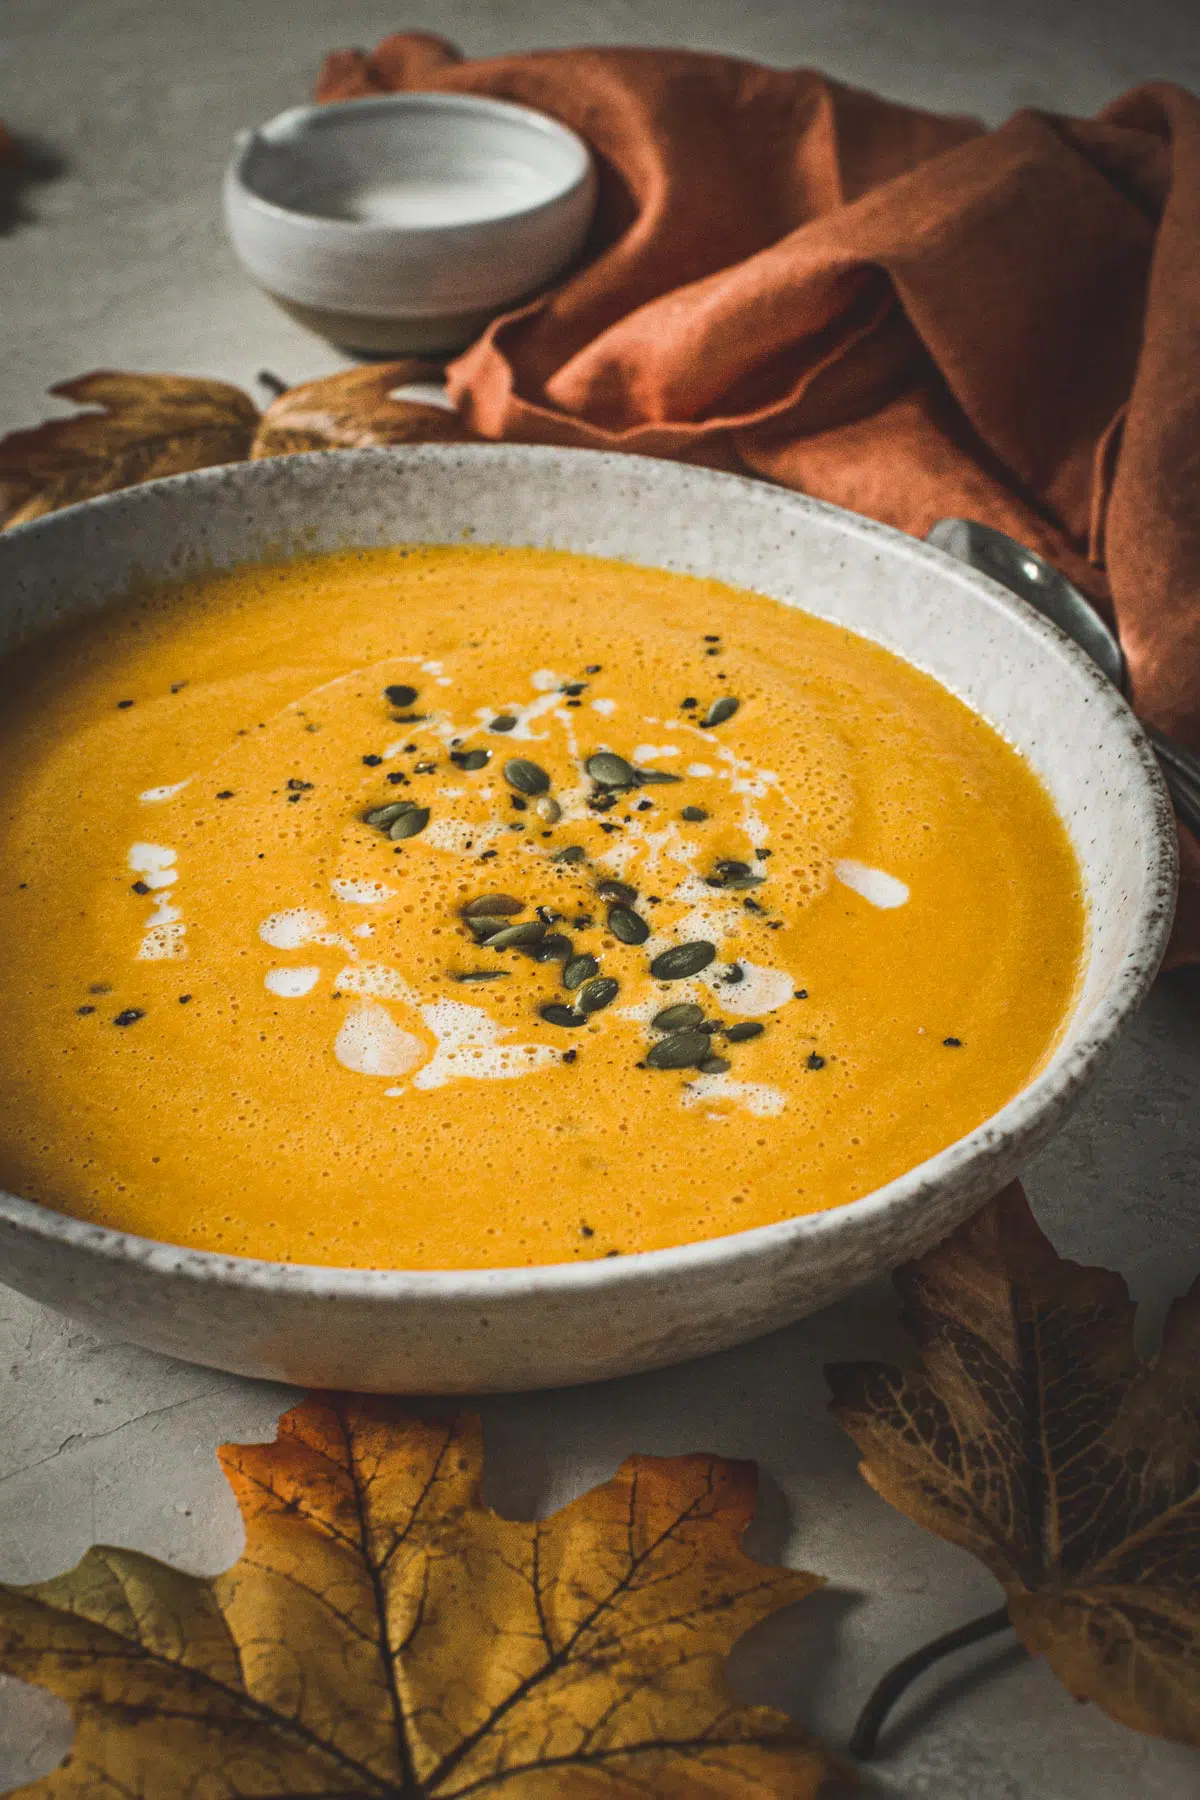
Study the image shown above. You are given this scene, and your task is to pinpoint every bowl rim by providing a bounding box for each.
[226,91,596,235]
[0,445,1178,1300]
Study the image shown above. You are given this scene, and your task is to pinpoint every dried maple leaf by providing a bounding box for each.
[0,1395,839,1796]
[251,361,482,458]
[828,1183,1200,1750]
[0,371,260,527]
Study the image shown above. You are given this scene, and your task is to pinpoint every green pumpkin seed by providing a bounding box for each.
[553,844,587,864]
[540,1002,587,1028]
[504,758,550,796]
[702,696,739,728]
[466,916,511,941]
[649,941,716,981]
[576,975,619,1014]
[607,904,650,945]
[383,683,418,708]
[652,1002,705,1032]
[711,859,766,891]
[520,933,571,962]
[536,795,562,823]
[645,1030,710,1070]
[586,751,635,788]
[463,895,522,918]
[596,879,637,904]
[483,920,546,950]
[364,801,413,829]
[453,970,510,983]
[681,806,708,823]
[632,767,683,785]
[699,1055,731,1075]
[490,714,519,732]
[726,1021,765,1042]
[563,952,599,990]
[452,748,490,772]
[389,806,430,840]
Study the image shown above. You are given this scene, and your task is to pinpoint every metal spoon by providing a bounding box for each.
[926,517,1200,838]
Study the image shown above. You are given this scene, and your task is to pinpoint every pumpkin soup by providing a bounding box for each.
[0,545,1084,1268]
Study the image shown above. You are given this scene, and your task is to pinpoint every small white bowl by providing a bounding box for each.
[223,93,596,353]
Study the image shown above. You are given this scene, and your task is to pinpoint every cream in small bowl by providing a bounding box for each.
[223,93,596,352]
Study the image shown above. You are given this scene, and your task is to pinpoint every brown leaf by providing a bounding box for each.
[828,1182,1200,1749]
[251,362,482,458]
[0,371,260,527]
[0,1394,839,1796]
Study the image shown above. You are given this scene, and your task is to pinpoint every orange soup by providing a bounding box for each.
[0,546,1084,1267]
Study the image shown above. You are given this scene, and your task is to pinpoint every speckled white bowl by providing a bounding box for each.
[0,448,1177,1392]
[223,94,596,353]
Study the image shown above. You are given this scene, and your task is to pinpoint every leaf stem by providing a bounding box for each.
[849,1605,1013,1759]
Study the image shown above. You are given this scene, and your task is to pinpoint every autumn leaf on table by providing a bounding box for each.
[251,360,482,458]
[828,1182,1200,1751]
[0,1395,840,1797]
[0,372,260,526]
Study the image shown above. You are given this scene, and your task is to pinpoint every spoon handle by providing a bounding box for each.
[1145,727,1200,840]
[924,518,1200,842]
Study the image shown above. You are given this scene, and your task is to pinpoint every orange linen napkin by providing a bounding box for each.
[318,36,1200,966]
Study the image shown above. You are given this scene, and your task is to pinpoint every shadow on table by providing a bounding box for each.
[1,135,68,234]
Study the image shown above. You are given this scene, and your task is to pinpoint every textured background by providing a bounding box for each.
[2,3,1200,1793]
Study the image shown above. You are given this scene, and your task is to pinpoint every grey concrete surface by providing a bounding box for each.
[2,4,1200,1795]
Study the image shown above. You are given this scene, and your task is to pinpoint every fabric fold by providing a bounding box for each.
[317,37,1200,965]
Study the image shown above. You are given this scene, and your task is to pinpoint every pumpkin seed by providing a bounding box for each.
[389,806,430,840]
[484,920,546,950]
[702,696,740,728]
[699,1055,731,1074]
[489,714,518,732]
[646,1030,710,1070]
[540,1002,587,1028]
[576,975,619,1014]
[364,801,413,829]
[466,916,511,941]
[649,941,716,981]
[383,683,418,708]
[536,795,562,823]
[453,970,510,983]
[525,934,573,963]
[563,952,599,989]
[726,1021,764,1042]
[463,894,523,918]
[681,806,708,822]
[652,1002,705,1032]
[607,903,650,945]
[596,879,637,904]
[711,858,767,891]
[504,758,550,796]
[552,844,587,864]
[586,751,635,788]
[632,767,682,785]
[451,748,490,771]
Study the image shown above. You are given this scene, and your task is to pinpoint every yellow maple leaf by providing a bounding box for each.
[0,1395,839,1796]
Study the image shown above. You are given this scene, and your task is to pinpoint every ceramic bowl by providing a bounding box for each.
[0,448,1176,1393]
[223,94,596,353]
